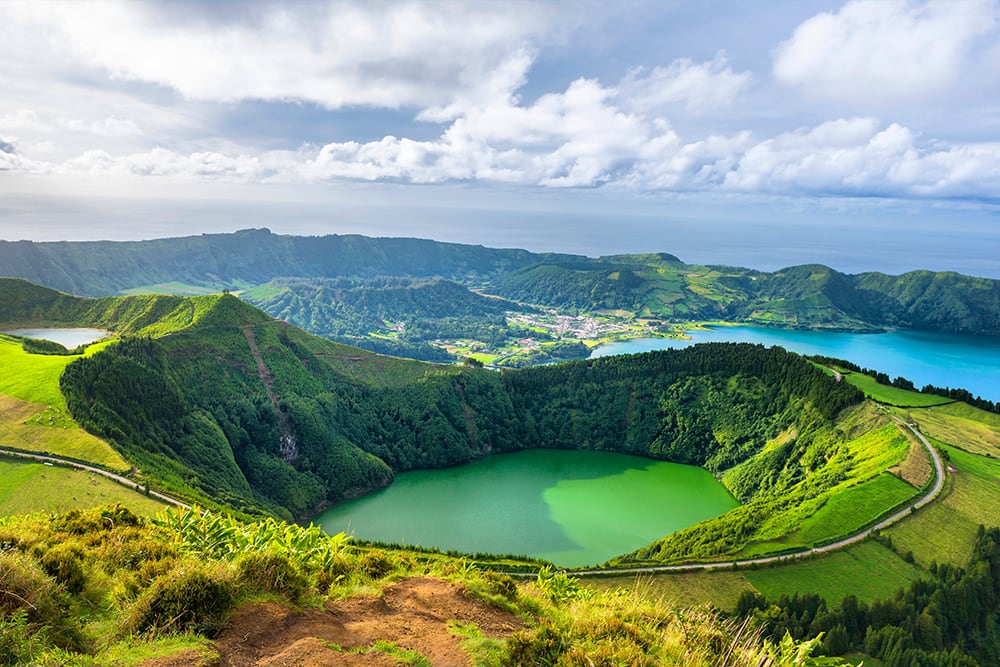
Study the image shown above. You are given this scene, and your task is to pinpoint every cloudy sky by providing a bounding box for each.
[1,0,999,275]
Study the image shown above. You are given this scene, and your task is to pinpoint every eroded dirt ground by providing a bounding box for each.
[143,577,522,667]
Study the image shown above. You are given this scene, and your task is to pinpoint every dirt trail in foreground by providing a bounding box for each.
[147,577,522,667]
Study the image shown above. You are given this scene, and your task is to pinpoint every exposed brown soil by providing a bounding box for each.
[208,577,522,667]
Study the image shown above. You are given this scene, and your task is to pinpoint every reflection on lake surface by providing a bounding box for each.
[592,326,1000,403]
[3,328,109,349]
[315,449,738,567]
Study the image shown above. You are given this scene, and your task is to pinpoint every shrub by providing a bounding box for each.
[481,571,518,601]
[40,543,86,594]
[359,550,394,580]
[316,552,355,591]
[235,550,310,603]
[503,626,567,667]
[125,564,235,636]
[0,551,82,650]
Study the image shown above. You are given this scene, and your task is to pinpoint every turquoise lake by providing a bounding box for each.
[314,449,738,567]
[592,326,1000,403]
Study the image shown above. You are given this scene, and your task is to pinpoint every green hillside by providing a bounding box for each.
[241,277,526,362]
[2,230,998,343]
[4,279,1000,665]
[5,280,935,571]
[0,228,573,296]
[491,259,1000,335]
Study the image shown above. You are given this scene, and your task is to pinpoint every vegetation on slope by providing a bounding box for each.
[492,260,1000,336]
[0,336,127,471]
[0,228,574,296]
[241,276,526,362]
[0,504,846,666]
[3,230,999,343]
[6,279,929,566]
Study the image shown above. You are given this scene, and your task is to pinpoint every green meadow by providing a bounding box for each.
[843,372,953,407]
[0,458,166,516]
[0,334,111,408]
[0,336,128,470]
[744,540,926,604]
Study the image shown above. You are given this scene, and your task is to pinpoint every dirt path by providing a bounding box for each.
[242,325,298,463]
[209,577,522,667]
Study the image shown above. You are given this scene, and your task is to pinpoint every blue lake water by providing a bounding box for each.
[591,326,1000,403]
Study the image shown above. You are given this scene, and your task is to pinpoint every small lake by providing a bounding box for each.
[2,328,108,349]
[314,449,738,567]
[592,326,1000,403]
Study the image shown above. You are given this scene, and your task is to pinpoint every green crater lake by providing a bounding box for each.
[315,449,738,567]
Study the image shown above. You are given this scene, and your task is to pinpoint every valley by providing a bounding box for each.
[1,234,999,665]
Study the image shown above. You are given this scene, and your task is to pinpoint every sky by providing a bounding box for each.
[1,0,999,276]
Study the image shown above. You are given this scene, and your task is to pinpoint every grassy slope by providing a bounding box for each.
[843,372,953,406]
[3,279,996,627]
[0,505,830,667]
[887,439,1000,567]
[745,540,926,604]
[0,458,165,516]
[0,337,127,471]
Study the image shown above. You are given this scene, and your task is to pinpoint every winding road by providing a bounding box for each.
[0,447,190,509]
[3,408,945,577]
[570,415,946,576]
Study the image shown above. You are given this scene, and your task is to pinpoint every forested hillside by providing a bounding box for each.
[492,261,1000,335]
[0,228,570,296]
[241,277,527,361]
[1,229,998,339]
[2,280,917,568]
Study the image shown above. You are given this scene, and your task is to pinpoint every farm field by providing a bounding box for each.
[744,540,926,604]
[0,333,127,470]
[0,458,166,516]
[908,400,1000,457]
[843,372,953,407]
[886,441,1000,567]
[586,569,755,610]
[791,472,917,546]
[0,334,112,408]
[0,394,128,470]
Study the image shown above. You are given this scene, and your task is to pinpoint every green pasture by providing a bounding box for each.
[0,334,111,408]
[793,473,917,546]
[0,458,166,516]
[587,569,755,610]
[909,401,1000,457]
[843,373,952,407]
[0,336,128,469]
[745,540,925,605]
[887,441,1000,567]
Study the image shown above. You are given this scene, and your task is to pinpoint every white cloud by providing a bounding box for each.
[59,116,143,138]
[619,52,753,113]
[8,96,1000,203]
[0,1,551,111]
[774,0,999,101]
[0,109,48,131]
[720,118,1000,199]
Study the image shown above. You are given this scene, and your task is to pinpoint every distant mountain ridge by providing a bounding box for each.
[0,228,573,296]
[1,228,998,336]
